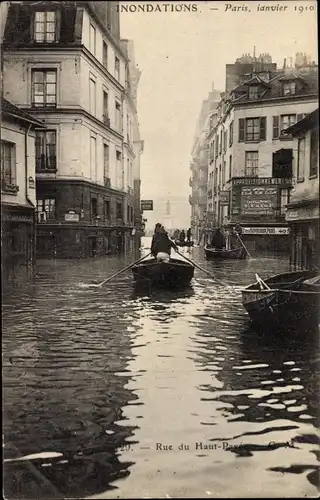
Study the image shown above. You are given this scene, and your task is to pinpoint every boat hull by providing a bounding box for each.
[241,270,320,329]
[132,258,194,289]
[205,246,247,260]
[175,241,194,247]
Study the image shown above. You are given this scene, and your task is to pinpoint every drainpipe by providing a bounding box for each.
[25,124,36,271]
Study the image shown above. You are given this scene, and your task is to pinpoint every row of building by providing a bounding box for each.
[189,52,319,268]
[1,1,144,283]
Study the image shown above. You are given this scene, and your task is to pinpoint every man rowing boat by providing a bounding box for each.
[151,223,178,262]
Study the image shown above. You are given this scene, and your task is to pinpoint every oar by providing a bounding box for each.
[90,253,152,288]
[255,273,271,291]
[176,250,217,281]
[235,231,252,259]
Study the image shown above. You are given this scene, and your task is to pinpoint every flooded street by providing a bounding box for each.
[3,239,319,498]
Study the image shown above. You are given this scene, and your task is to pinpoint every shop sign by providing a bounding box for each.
[241,186,277,216]
[232,177,292,186]
[3,214,33,223]
[286,205,319,221]
[141,200,153,211]
[28,177,35,189]
[65,211,80,222]
[242,227,290,235]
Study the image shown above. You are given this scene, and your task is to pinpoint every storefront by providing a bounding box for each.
[286,202,319,270]
[2,204,35,283]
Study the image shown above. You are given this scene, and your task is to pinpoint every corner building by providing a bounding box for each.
[2,1,142,258]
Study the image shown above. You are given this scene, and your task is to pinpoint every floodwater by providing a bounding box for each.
[2,238,319,499]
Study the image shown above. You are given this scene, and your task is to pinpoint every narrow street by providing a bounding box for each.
[3,243,319,498]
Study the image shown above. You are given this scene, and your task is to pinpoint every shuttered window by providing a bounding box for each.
[273,116,280,139]
[239,119,245,142]
[229,121,233,146]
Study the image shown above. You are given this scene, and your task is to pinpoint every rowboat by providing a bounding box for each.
[175,241,194,247]
[205,245,247,260]
[241,270,320,329]
[132,257,194,288]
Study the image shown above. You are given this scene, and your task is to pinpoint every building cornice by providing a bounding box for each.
[231,93,318,109]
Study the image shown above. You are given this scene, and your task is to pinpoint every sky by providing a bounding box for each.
[119,0,318,223]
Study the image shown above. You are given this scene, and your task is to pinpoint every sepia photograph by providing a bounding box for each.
[1,0,319,498]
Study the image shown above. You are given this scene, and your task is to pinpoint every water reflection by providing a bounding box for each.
[2,244,319,498]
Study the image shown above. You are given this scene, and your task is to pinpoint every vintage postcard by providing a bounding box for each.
[1,0,319,498]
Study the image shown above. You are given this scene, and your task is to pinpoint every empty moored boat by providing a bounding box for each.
[132,257,194,289]
[241,270,320,329]
[205,245,247,260]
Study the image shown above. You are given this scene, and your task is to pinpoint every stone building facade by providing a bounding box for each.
[206,55,318,252]
[285,109,319,270]
[2,1,143,258]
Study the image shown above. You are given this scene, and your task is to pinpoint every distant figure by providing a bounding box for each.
[179,230,186,243]
[186,228,192,243]
[151,224,178,262]
[210,227,226,250]
[173,229,180,241]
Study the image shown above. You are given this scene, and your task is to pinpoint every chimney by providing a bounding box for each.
[283,58,286,69]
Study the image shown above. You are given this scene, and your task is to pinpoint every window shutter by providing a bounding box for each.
[272,116,279,139]
[260,117,266,141]
[229,122,233,146]
[239,119,245,142]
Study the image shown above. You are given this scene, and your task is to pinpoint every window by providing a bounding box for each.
[229,155,232,180]
[115,56,120,80]
[222,160,226,185]
[91,198,98,217]
[32,70,57,107]
[280,114,296,134]
[116,151,122,189]
[248,85,260,100]
[90,136,97,180]
[283,82,296,96]
[229,121,233,146]
[103,42,108,69]
[37,198,55,220]
[116,202,123,219]
[34,11,56,43]
[89,24,96,55]
[127,205,130,223]
[245,151,258,176]
[215,135,219,157]
[103,91,109,124]
[1,141,16,185]
[103,144,110,183]
[297,137,305,181]
[310,128,319,177]
[219,130,223,153]
[115,101,122,132]
[89,77,96,116]
[104,200,110,219]
[35,131,57,171]
[223,130,227,152]
[246,118,259,141]
[239,117,266,142]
